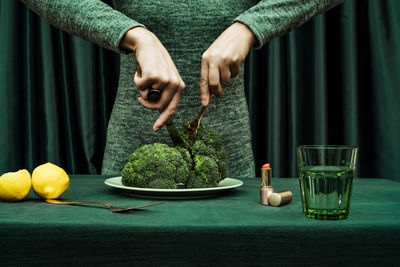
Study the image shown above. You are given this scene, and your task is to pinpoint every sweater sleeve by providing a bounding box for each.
[234,0,344,49]
[20,0,144,54]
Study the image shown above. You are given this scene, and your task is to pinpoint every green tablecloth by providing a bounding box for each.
[1,176,399,266]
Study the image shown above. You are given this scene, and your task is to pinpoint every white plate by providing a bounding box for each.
[104,177,243,199]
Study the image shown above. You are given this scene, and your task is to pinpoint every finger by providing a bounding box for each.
[138,94,161,110]
[138,88,162,102]
[149,73,169,90]
[134,70,158,90]
[138,88,148,98]
[134,71,145,91]
[230,63,241,78]
[138,83,175,110]
[138,96,162,110]
[143,77,168,102]
[208,64,222,96]
[153,90,182,132]
[200,58,210,107]
[220,64,231,86]
[215,83,223,97]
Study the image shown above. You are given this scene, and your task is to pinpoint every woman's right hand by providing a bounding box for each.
[120,27,185,132]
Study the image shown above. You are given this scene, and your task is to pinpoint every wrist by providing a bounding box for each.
[120,26,153,52]
[232,22,257,48]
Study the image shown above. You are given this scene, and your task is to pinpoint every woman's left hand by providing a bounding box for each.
[200,22,257,106]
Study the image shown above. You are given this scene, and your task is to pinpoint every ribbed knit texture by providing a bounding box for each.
[21,0,343,176]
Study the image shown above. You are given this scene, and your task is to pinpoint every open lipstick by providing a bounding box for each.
[260,163,274,206]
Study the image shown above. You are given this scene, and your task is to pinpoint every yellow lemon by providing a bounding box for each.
[0,169,32,202]
[32,162,69,199]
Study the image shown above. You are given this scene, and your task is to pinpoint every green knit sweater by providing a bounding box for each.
[21,0,343,176]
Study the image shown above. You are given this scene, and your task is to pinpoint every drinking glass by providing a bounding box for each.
[297,145,358,220]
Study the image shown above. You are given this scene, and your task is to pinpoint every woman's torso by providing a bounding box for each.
[102,0,256,176]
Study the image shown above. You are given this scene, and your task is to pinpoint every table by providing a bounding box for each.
[1,176,399,266]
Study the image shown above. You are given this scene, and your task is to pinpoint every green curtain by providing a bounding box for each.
[0,0,119,174]
[1,1,399,180]
[246,0,400,180]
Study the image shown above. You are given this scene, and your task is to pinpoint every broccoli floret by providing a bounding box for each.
[187,155,220,188]
[191,139,228,183]
[121,143,190,189]
[193,126,228,180]
[196,126,224,151]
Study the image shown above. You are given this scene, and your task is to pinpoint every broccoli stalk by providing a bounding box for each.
[166,121,193,151]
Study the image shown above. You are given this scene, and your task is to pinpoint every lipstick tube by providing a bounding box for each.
[260,163,273,206]
[268,190,293,207]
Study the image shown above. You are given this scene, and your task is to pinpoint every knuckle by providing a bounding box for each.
[159,75,169,85]
[201,52,209,61]
[179,81,185,89]
[170,77,179,87]
[220,54,230,62]
[147,74,158,82]
[145,69,155,78]
[210,53,220,61]
[231,56,240,64]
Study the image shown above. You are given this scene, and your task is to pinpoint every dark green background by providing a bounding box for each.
[1,1,399,180]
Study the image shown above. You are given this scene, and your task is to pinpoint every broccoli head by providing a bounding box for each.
[167,121,229,188]
[121,143,190,189]
[121,121,229,189]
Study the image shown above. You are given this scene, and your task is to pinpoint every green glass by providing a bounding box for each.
[297,145,358,220]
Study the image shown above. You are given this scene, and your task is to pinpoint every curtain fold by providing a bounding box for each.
[1,0,399,181]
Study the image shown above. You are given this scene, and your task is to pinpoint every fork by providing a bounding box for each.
[45,199,165,213]
[185,93,213,142]
[136,65,211,142]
